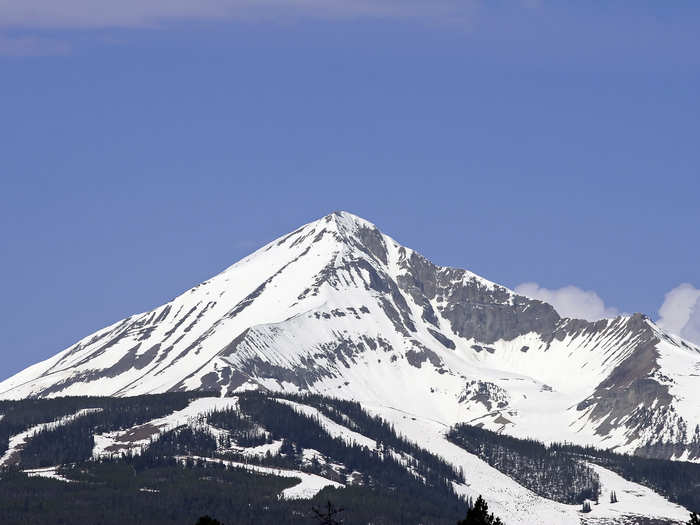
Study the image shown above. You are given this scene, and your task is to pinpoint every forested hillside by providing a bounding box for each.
[448,423,700,513]
[0,392,466,524]
[448,424,600,504]
[555,442,700,513]
[1,391,697,524]
[1,460,466,525]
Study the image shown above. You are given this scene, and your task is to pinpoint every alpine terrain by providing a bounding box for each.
[1,211,699,524]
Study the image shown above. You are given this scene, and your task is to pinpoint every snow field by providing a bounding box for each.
[176,455,343,499]
[366,404,691,525]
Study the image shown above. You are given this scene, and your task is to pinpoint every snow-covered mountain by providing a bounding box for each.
[2,211,700,461]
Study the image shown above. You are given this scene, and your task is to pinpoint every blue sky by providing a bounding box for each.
[1,2,699,380]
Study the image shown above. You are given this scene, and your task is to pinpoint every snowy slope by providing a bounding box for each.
[366,404,689,525]
[1,211,699,461]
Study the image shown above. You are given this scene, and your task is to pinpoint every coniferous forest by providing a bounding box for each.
[447,423,600,504]
[1,391,699,524]
[448,423,700,513]
[0,392,466,524]
[0,392,210,465]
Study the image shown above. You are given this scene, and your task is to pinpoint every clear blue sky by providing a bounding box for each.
[1,2,699,380]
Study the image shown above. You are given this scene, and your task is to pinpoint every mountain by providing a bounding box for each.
[2,211,700,461]
[0,391,696,525]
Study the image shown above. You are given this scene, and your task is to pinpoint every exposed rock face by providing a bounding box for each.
[396,251,562,344]
[1,211,699,460]
[576,319,669,437]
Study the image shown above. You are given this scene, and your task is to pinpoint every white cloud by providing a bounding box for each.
[0,34,70,56]
[0,0,479,29]
[515,282,619,321]
[515,281,700,346]
[657,283,700,345]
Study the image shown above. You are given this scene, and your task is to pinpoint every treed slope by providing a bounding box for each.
[448,424,600,504]
[1,461,470,525]
[0,392,470,525]
[0,392,693,525]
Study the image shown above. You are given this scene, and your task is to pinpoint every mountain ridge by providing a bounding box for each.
[2,211,699,462]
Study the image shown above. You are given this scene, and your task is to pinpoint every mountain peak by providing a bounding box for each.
[3,212,700,469]
[311,211,389,264]
[321,210,378,233]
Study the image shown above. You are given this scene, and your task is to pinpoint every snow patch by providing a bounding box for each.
[23,466,73,483]
[92,397,237,458]
[177,455,343,499]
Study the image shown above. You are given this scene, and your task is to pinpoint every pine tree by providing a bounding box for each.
[581,501,591,513]
[312,500,344,525]
[457,495,504,525]
[195,516,222,525]
[280,438,294,456]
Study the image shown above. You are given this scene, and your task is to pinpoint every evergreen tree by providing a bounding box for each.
[457,495,504,525]
[581,501,591,513]
[195,516,222,525]
[280,438,295,456]
[312,500,344,525]
[448,424,599,504]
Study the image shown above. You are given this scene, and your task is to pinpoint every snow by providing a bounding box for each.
[581,462,689,522]
[0,408,101,468]
[177,455,343,499]
[235,439,283,458]
[275,399,422,478]
[1,211,696,465]
[367,404,579,525]
[650,323,700,456]
[92,397,237,458]
[3,392,689,523]
[23,466,73,483]
[275,399,376,449]
[0,211,698,520]
[365,404,690,525]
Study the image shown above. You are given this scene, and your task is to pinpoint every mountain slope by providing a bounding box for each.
[0,392,693,525]
[2,211,699,460]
